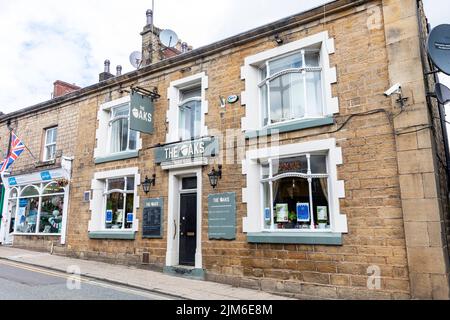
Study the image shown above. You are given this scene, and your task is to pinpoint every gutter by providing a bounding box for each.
[0,0,370,123]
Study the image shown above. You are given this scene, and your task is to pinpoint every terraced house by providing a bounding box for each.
[0,0,449,299]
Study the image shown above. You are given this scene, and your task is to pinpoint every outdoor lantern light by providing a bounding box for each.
[142,174,156,194]
[208,165,222,189]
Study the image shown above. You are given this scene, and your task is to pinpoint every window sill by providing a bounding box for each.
[247,231,342,245]
[13,233,61,237]
[94,151,139,164]
[245,116,335,139]
[88,231,136,240]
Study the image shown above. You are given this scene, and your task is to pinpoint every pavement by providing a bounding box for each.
[0,246,290,300]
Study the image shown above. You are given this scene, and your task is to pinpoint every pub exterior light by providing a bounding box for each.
[142,174,156,194]
[208,165,222,189]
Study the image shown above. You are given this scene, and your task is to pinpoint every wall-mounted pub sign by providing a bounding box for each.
[142,198,163,239]
[208,192,236,240]
[155,137,219,166]
[129,91,154,134]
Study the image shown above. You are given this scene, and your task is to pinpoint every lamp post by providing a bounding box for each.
[208,165,222,189]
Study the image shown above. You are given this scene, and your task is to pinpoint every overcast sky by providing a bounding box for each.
[0,0,448,114]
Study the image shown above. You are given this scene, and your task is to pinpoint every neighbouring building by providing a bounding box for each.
[0,0,449,299]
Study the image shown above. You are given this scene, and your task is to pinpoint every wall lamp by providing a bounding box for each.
[208,165,222,189]
[142,174,156,194]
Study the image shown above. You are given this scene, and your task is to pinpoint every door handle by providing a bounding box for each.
[173,219,177,240]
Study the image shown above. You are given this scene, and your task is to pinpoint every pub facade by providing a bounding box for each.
[1,0,449,299]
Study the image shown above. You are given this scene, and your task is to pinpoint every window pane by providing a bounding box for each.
[261,163,270,179]
[129,130,137,150]
[110,118,128,153]
[43,183,64,194]
[269,53,302,75]
[269,73,304,123]
[105,192,124,229]
[15,197,39,233]
[126,177,135,191]
[260,85,268,126]
[272,177,310,230]
[306,71,323,117]
[305,52,320,67]
[108,178,125,191]
[20,186,39,197]
[46,128,57,144]
[180,87,201,101]
[124,194,134,229]
[46,144,56,160]
[113,105,129,117]
[273,156,308,176]
[179,101,201,140]
[182,177,197,190]
[9,188,18,198]
[8,199,17,234]
[121,118,129,151]
[310,155,327,174]
[39,195,64,234]
[262,182,271,229]
[312,178,330,229]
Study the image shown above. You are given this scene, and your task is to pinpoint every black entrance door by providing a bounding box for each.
[179,193,197,266]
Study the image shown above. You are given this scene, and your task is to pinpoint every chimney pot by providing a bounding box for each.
[104,60,111,73]
[181,42,188,53]
[116,65,122,76]
[146,9,153,26]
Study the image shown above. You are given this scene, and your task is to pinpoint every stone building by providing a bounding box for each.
[0,0,449,299]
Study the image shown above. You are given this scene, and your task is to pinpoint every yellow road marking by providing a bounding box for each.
[0,259,171,299]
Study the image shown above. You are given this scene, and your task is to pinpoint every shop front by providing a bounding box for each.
[0,158,72,245]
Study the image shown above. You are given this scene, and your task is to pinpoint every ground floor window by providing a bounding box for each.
[261,154,330,230]
[104,176,135,230]
[10,182,65,235]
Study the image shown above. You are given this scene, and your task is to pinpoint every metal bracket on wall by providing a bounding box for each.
[131,86,161,101]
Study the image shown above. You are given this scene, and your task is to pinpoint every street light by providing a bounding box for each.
[208,165,222,189]
[142,174,156,194]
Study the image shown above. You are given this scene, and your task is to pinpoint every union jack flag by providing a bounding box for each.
[0,132,25,173]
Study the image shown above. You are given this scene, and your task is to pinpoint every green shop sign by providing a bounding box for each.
[155,137,219,165]
[129,91,154,134]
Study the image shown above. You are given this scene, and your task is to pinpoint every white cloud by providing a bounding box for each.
[0,0,448,115]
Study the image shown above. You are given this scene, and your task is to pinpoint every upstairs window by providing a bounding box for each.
[109,104,137,154]
[259,49,323,126]
[43,127,58,161]
[178,87,202,141]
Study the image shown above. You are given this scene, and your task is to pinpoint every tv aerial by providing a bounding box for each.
[129,51,142,69]
[159,29,179,48]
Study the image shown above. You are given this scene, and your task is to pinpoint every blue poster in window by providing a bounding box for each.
[19,199,28,207]
[126,213,133,223]
[105,210,113,224]
[8,177,17,186]
[296,203,310,222]
[264,208,271,221]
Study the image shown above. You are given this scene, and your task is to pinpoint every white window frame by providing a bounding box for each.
[241,31,338,132]
[94,96,142,160]
[242,138,347,234]
[88,167,140,233]
[103,176,135,230]
[11,182,66,236]
[166,72,209,144]
[108,104,136,154]
[178,93,202,141]
[43,127,58,161]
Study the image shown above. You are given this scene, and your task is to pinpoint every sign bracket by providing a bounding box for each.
[131,86,161,101]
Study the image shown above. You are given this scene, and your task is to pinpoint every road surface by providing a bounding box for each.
[0,259,174,300]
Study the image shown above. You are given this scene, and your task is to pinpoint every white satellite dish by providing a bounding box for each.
[129,51,142,69]
[159,29,179,48]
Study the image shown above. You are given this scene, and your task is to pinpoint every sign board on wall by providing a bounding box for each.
[208,192,236,240]
[154,137,219,165]
[130,91,154,134]
[142,198,163,238]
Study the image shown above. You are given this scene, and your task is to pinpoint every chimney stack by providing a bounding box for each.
[116,65,122,76]
[53,80,81,98]
[99,60,115,82]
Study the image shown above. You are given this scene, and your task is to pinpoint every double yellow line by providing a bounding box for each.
[0,259,172,300]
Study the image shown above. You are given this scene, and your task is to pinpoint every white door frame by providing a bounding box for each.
[0,188,15,245]
[165,167,203,269]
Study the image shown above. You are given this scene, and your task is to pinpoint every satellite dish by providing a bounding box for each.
[428,24,450,75]
[435,83,450,105]
[129,51,142,69]
[159,29,179,48]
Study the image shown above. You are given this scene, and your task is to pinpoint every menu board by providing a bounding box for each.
[208,192,236,240]
[142,198,163,239]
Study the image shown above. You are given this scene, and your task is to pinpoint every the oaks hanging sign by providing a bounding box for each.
[129,91,155,134]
